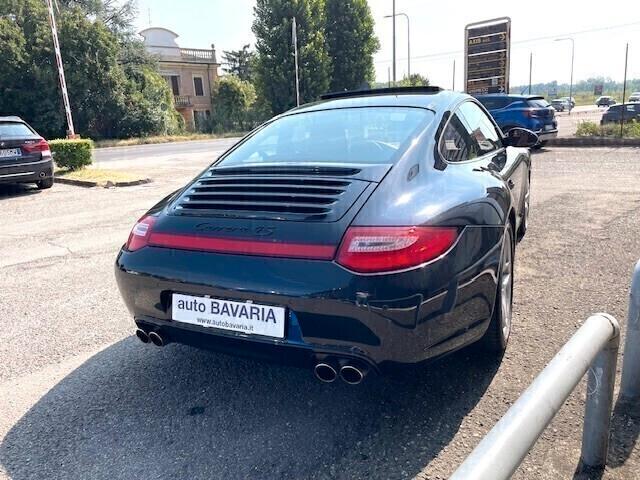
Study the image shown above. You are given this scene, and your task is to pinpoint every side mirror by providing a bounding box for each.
[504,127,539,148]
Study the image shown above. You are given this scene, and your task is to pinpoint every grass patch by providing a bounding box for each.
[94,132,245,148]
[576,120,640,138]
[55,168,148,186]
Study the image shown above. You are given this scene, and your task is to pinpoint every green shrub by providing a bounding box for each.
[575,120,640,138]
[50,139,94,170]
[576,121,601,137]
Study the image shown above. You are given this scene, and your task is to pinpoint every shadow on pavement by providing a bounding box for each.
[607,397,640,468]
[573,397,640,480]
[0,183,42,199]
[0,338,500,480]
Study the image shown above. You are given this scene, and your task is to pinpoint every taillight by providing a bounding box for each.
[336,226,458,273]
[22,138,51,157]
[125,215,157,252]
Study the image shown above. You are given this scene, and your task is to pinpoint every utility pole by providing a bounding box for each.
[292,17,300,106]
[392,0,396,84]
[452,59,456,91]
[45,0,75,137]
[621,42,629,138]
[528,52,533,95]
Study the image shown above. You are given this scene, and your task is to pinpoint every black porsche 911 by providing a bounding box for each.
[115,86,536,384]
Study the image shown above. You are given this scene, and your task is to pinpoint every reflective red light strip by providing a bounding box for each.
[148,233,336,260]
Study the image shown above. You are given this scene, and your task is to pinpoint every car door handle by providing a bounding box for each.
[507,179,515,189]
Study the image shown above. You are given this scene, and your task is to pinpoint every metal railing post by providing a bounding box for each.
[580,328,619,467]
[450,314,619,480]
[621,260,640,400]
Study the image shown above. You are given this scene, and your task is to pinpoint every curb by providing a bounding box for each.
[547,137,640,147]
[55,177,152,188]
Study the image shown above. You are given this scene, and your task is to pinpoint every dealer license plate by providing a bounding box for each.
[172,293,286,338]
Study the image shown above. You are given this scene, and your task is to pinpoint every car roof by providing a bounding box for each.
[286,87,465,116]
[0,116,25,123]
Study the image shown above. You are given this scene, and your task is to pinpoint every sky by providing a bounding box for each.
[134,0,640,90]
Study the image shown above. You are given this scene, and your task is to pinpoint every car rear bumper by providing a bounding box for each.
[536,129,558,141]
[115,226,504,369]
[0,158,53,184]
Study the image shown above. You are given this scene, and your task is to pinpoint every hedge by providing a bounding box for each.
[50,139,94,171]
[576,120,640,138]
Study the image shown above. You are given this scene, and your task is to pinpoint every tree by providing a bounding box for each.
[222,44,255,82]
[252,0,331,115]
[0,0,181,139]
[324,0,379,92]
[398,73,430,87]
[210,76,257,132]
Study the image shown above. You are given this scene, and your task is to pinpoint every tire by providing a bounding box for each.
[37,177,54,189]
[480,224,514,354]
[517,179,530,241]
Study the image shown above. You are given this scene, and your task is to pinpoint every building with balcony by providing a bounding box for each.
[140,27,220,131]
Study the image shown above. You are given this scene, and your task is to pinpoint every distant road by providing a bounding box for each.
[93,137,241,163]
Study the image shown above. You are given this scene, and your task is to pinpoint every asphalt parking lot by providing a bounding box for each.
[1,142,639,479]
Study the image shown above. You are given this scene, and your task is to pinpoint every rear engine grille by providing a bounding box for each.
[172,166,369,221]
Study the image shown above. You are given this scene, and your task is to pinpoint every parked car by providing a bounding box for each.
[601,103,640,124]
[115,87,535,383]
[628,92,640,103]
[596,96,617,107]
[0,116,53,189]
[475,94,557,147]
[551,98,570,111]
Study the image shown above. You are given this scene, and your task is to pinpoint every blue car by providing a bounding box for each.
[475,94,558,147]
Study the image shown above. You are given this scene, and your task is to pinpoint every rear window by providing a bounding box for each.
[0,122,36,138]
[608,105,621,112]
[476,96,513,110]
[527,99,550,108]
[219,107,434,166]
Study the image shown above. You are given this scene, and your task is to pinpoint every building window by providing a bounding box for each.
[193,76,205,97]
[194,110,208,132]
[164,75,180,96]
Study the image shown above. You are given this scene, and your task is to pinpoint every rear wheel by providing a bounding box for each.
[37,177,54,189]
[517,179,530,241]
[480,224,514,354]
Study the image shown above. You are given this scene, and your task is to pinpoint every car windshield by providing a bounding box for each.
[218,107,434,166]
[0,122,36,139]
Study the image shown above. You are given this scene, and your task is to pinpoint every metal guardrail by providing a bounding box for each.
[450,314,620,479]
[451,260,640,479]
[621,260,640,401]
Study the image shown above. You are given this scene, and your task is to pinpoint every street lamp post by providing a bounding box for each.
[385,13,410,79]
[555,37,574,115]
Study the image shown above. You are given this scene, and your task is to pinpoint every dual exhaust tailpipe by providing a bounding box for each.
[314,361,367,385]
[135,328,165,347]
[136,329,364,383]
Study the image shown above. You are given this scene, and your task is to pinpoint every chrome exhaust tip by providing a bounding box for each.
[148,331,164,347]
[314,363,337,383]
[135,329,149,344]
[339,365,365,385]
